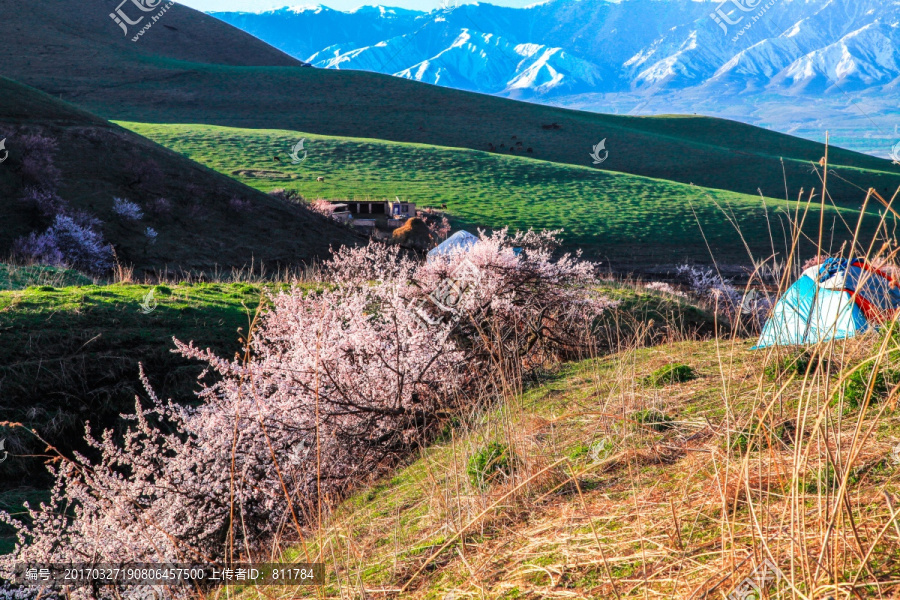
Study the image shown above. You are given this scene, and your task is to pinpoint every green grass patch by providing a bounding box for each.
[119,122,881,267]
[642,363,697,387]
[0,264,93,290]
[467,442,516,489]
[840,363,895,409]
[763,350,831,381]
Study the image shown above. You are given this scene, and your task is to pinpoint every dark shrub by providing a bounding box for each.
[19,133,61,189]
[269,188,303,203]
[13,214,111,275]
[228,197,252,213]
[18,186,67,220]
[146,197,173,216]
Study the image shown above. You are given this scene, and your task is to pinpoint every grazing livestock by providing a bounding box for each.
[316,176,326,182]
[274,156,281,162]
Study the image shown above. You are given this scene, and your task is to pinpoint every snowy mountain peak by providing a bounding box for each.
[211,0,900,155]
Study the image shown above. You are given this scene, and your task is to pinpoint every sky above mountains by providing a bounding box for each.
[175,0,534,12]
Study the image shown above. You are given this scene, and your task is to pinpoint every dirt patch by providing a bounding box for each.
[231,169,294,180]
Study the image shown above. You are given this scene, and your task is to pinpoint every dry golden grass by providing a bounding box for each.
[224,330,900,600]
[215,177,900,599]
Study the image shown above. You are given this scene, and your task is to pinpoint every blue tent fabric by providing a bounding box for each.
[753,258,900,349]
[427,230,478,260]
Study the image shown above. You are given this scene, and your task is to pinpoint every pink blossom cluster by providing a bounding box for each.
[418,210,451,241]
[0,230,612,575]
[8,131,113,275]
[308,198,337,217]
[112,198,144,221]
[674,264,772,330]
[13,213,112,275]
[644,281,687,298]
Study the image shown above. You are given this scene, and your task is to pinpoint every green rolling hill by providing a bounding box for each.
[123,122,883,268]
[0,77,359,274]
[0,1,897,208]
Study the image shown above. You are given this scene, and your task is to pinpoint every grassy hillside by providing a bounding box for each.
[0,277,714,555]
[249,337,900,598]
[0,3,897,204]
[123,122,885,268]
[0,77,359,274]
[0,279,272,477]
[0,276,291,552]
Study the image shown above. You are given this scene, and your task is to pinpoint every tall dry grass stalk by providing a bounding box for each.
[222,171,900,598]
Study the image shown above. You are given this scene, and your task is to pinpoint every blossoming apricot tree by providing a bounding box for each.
[1,230,612,574]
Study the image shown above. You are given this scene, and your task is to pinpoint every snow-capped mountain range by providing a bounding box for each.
[212,0,900,156]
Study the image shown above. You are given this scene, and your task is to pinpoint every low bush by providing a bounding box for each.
[730,419,793,453]
[18,133,61,190]
[227,197,252,213]
[468,442,516,489]
[840,363,893,409]
[18,187,67,220]
[764,350,829,381]
[13,214,112,275]
[643,363,696,387]
[269,188,303,203]
[145,197,172,216]
[112,197,144,221]
[631,409,675,432]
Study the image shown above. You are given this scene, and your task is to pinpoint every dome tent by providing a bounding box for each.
[754,258,900,349]
[427,230,478,260]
